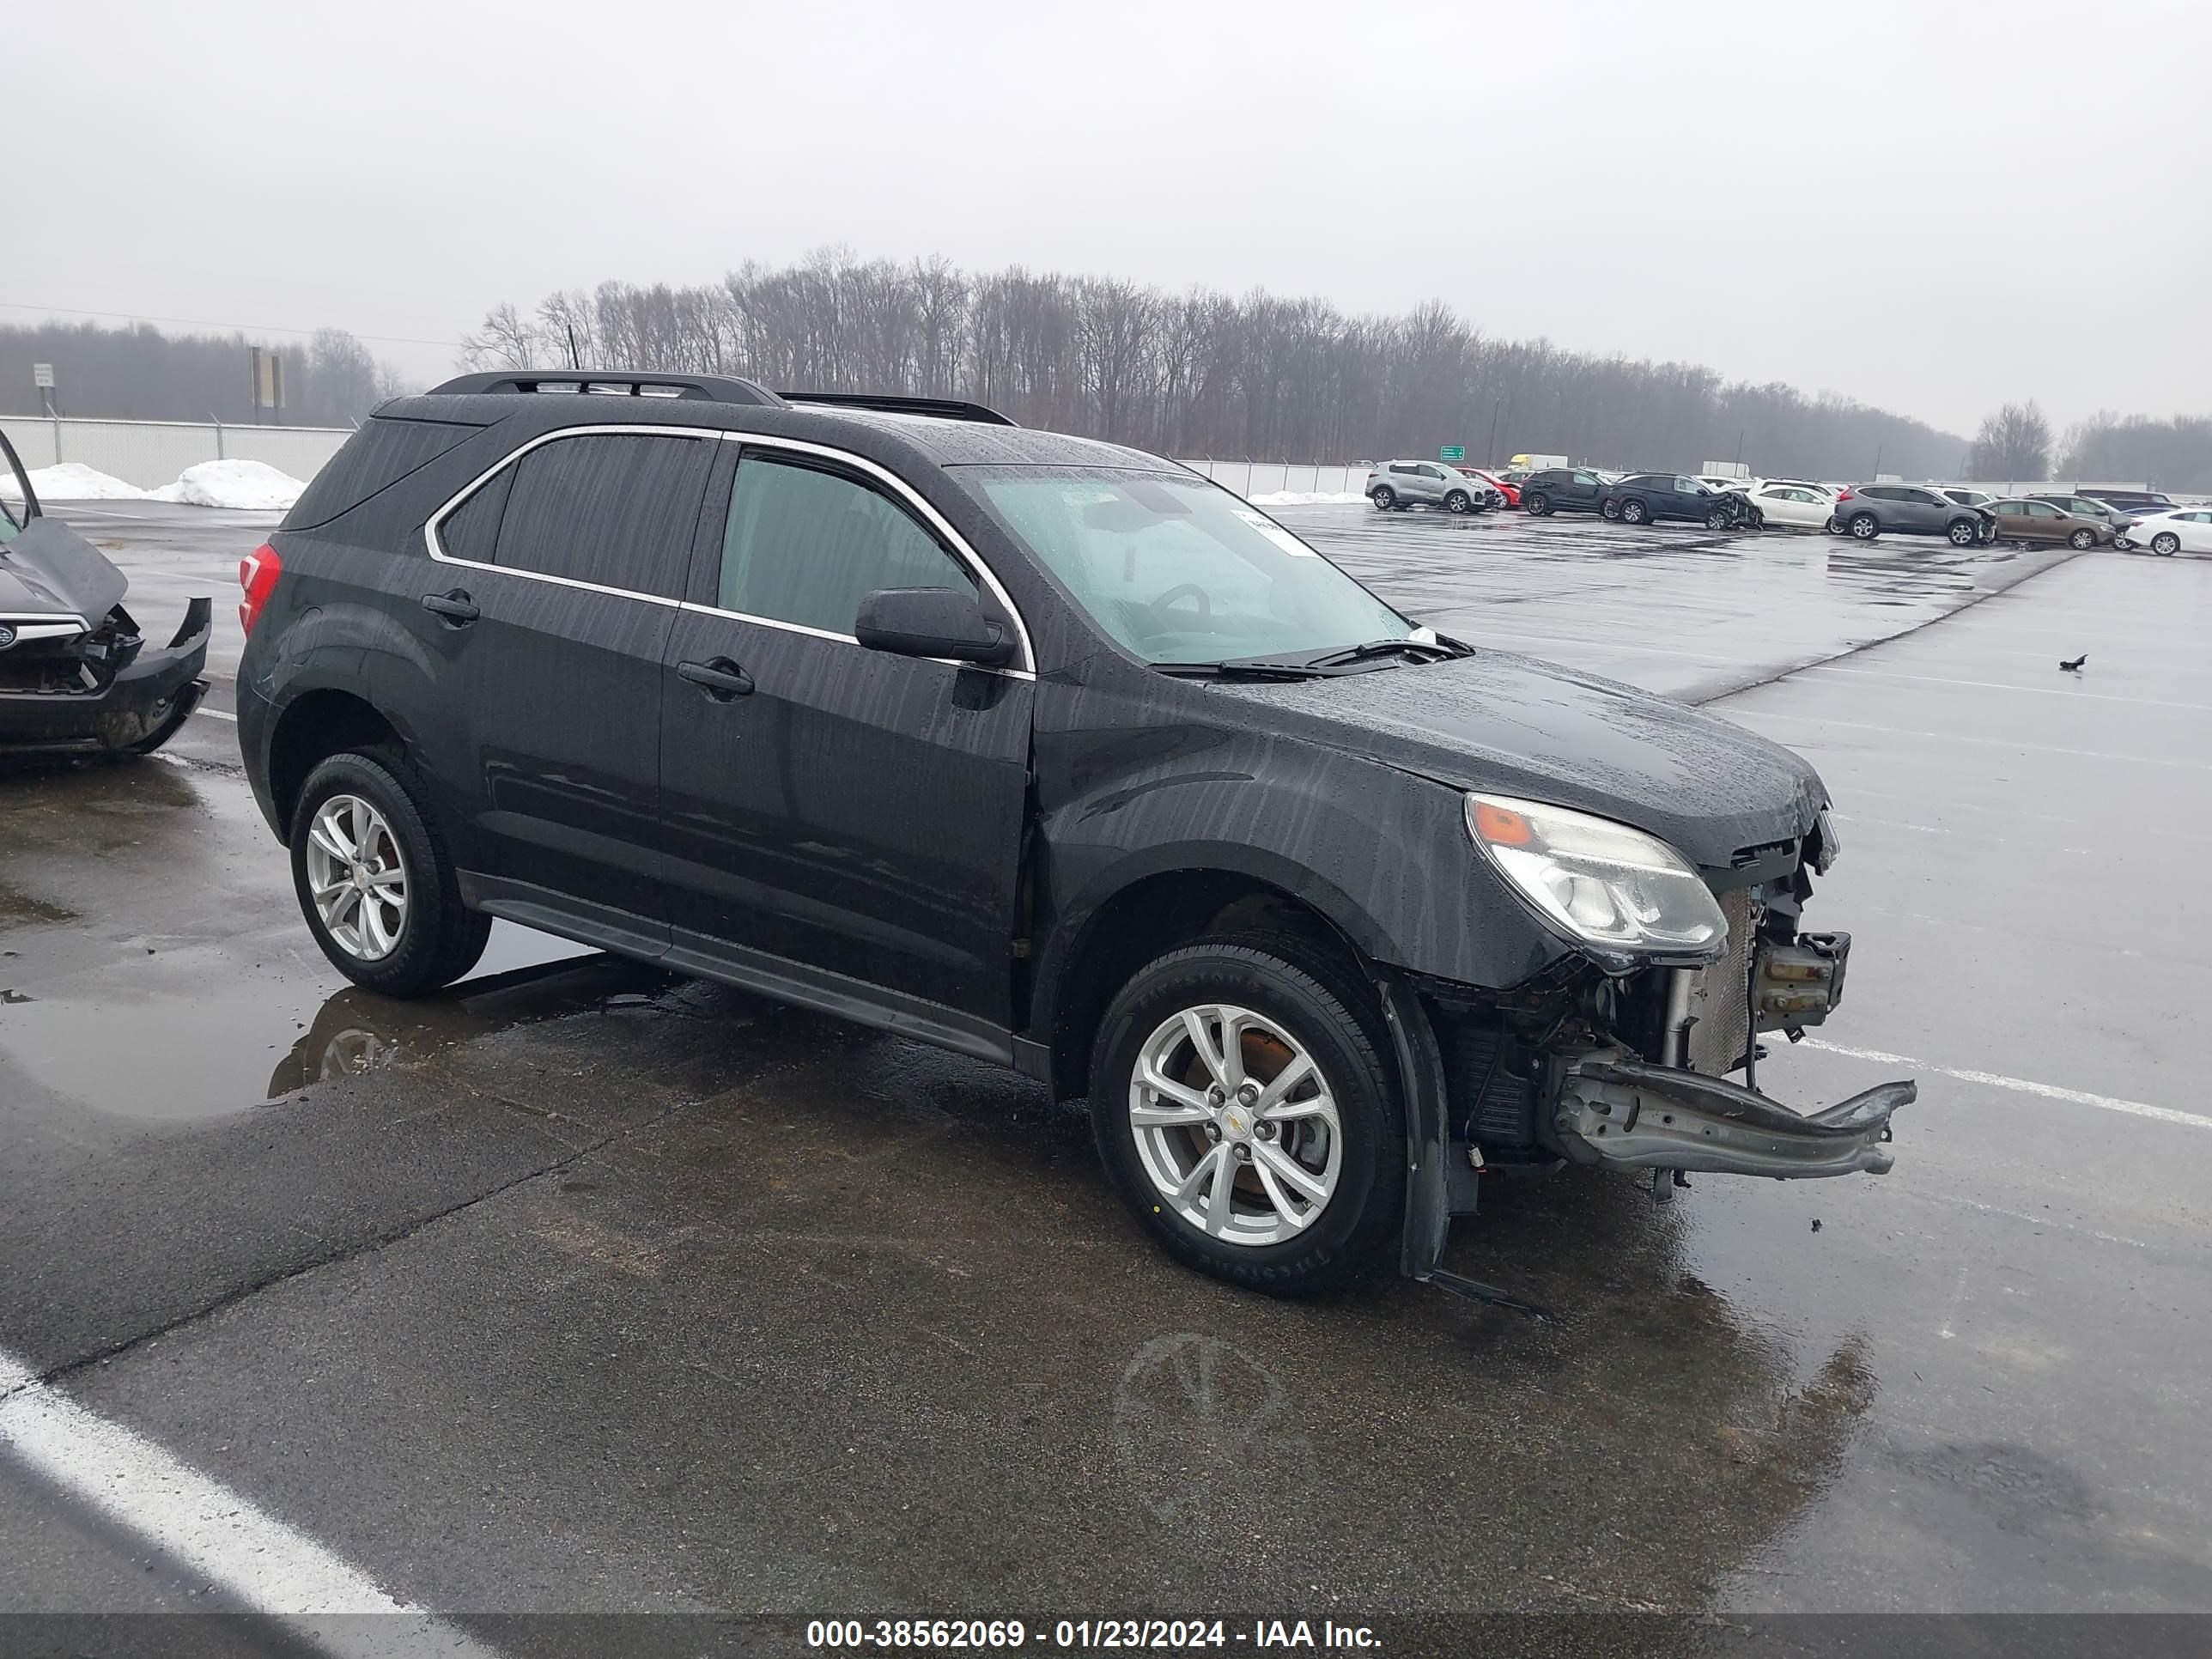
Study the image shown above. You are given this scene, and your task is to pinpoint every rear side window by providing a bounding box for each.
[716,452,972,636]
[439,465,514,564]
[283,416,483,531]
[491,433,714,599]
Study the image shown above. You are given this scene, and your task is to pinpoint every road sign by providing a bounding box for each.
[1438,444,1465,462]
[32,363,53,388]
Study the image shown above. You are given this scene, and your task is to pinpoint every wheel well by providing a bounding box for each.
[1047,872,1369,1102]
[267,690,401,831]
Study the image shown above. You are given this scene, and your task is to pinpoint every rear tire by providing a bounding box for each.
[1848,513,1880,540]
[1370,486,1395,511]
[289,750,490,999]
[1523,491,1553,516]
[1620,497,1650,525]
[2153,532,2180,556]
[1090,937,1404,1296]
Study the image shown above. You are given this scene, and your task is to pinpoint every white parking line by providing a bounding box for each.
[194,706,238,722]
[0,1349,501,1657]
[1802,1039,2212,1132]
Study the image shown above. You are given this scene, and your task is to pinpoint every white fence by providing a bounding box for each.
[1179,460,1373,498]
[0,416,355,490]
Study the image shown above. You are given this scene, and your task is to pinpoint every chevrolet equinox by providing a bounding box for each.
[237,372,1911,1297]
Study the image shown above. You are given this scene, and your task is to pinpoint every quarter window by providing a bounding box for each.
[716,452,974,635]
[488,433,713,599]
[440,465,513,564]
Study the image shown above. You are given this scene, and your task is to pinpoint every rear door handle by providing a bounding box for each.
[677,656,754,701]
[421,589,480,625]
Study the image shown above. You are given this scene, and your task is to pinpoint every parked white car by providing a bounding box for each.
[2118,507,2212,556]
[1744,481,1838,529]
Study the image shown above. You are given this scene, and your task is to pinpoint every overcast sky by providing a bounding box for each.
[11,0,2207,437]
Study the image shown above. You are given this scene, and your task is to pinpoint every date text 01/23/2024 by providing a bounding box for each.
[805,1620,1382,1650]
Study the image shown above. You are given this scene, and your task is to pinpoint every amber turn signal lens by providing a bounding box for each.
[1472,800,1533,847]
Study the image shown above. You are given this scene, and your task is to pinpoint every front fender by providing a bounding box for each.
[1029,721,1569,1046]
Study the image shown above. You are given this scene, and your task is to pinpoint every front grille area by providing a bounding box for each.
[1686,888,1756,1075]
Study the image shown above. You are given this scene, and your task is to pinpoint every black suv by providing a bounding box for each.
[1515,466,1608,516]
[237,371,1908,1297]
[1599,472,1758,530]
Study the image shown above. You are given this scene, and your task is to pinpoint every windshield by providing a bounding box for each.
[969,466,1414,665]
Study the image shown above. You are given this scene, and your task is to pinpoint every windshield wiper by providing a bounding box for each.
[1151,659,1326,681]
[1295,636,1468,670]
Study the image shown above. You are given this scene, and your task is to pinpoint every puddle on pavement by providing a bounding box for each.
[0,922,670,1124]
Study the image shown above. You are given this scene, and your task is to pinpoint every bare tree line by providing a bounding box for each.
[0,321,404,427]
[461,250,1971,480]
[2061,411,2212,492]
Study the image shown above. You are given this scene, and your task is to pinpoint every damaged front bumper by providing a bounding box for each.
[0,598,210,758]
[1549,1052,1911,1178]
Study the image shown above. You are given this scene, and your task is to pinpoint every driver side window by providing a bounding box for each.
[717,452,974,636]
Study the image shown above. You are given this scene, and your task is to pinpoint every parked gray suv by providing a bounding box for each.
[1367,460,1500,514]
[1832,484,1994,545]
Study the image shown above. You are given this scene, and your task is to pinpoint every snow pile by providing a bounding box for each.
[1248,489,1367,507]
[0,462,153,501]
[148,459,307,510]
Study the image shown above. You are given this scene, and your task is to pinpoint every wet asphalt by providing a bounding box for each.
[2,501,2207,1647]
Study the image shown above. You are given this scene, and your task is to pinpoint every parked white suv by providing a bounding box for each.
[1366,460,1501,514]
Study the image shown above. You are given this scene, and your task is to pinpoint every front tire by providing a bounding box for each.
[1948,520,1979,547]
[2069,528,2097,550]
[1091,939,1404,1295]
[289,750,490,998]
[1600,499,1622,520]
[1705,507,1734,531]
[1443,489,1472,514]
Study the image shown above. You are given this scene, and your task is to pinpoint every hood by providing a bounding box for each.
[0,518,128,622]
[1209,650,1826,869]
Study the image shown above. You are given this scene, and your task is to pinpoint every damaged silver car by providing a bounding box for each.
[0,431,210,761]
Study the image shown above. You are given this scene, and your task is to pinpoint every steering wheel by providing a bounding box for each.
[1146,583,1212,630]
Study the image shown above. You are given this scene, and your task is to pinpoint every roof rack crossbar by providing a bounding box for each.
[428,371,785,406]
[779,391,1018,427]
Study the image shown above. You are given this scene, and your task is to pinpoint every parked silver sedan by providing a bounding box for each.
[1366,460,1500,514]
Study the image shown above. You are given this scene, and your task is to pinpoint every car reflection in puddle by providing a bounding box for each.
[268,952,676,1097]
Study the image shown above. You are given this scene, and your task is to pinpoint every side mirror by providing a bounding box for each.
[854,586,1013,666]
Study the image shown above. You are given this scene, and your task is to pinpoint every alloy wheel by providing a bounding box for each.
[303,793,410,961]
[1127,1003,1342,1247]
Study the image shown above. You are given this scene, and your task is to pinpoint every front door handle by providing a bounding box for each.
[421,589,480,625]
[677,656,754,701]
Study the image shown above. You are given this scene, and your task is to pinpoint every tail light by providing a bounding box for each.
[1835,488,1855,501]
[239,543,282,636]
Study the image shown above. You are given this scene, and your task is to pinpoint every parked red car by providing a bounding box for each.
[1456,465,1520,508]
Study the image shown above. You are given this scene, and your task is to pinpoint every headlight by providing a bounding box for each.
[1812,806,1842,874]
[1464,793,1727,957]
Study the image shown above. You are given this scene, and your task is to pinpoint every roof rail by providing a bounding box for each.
[428,371,785,406]
[779,391,1018,427]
